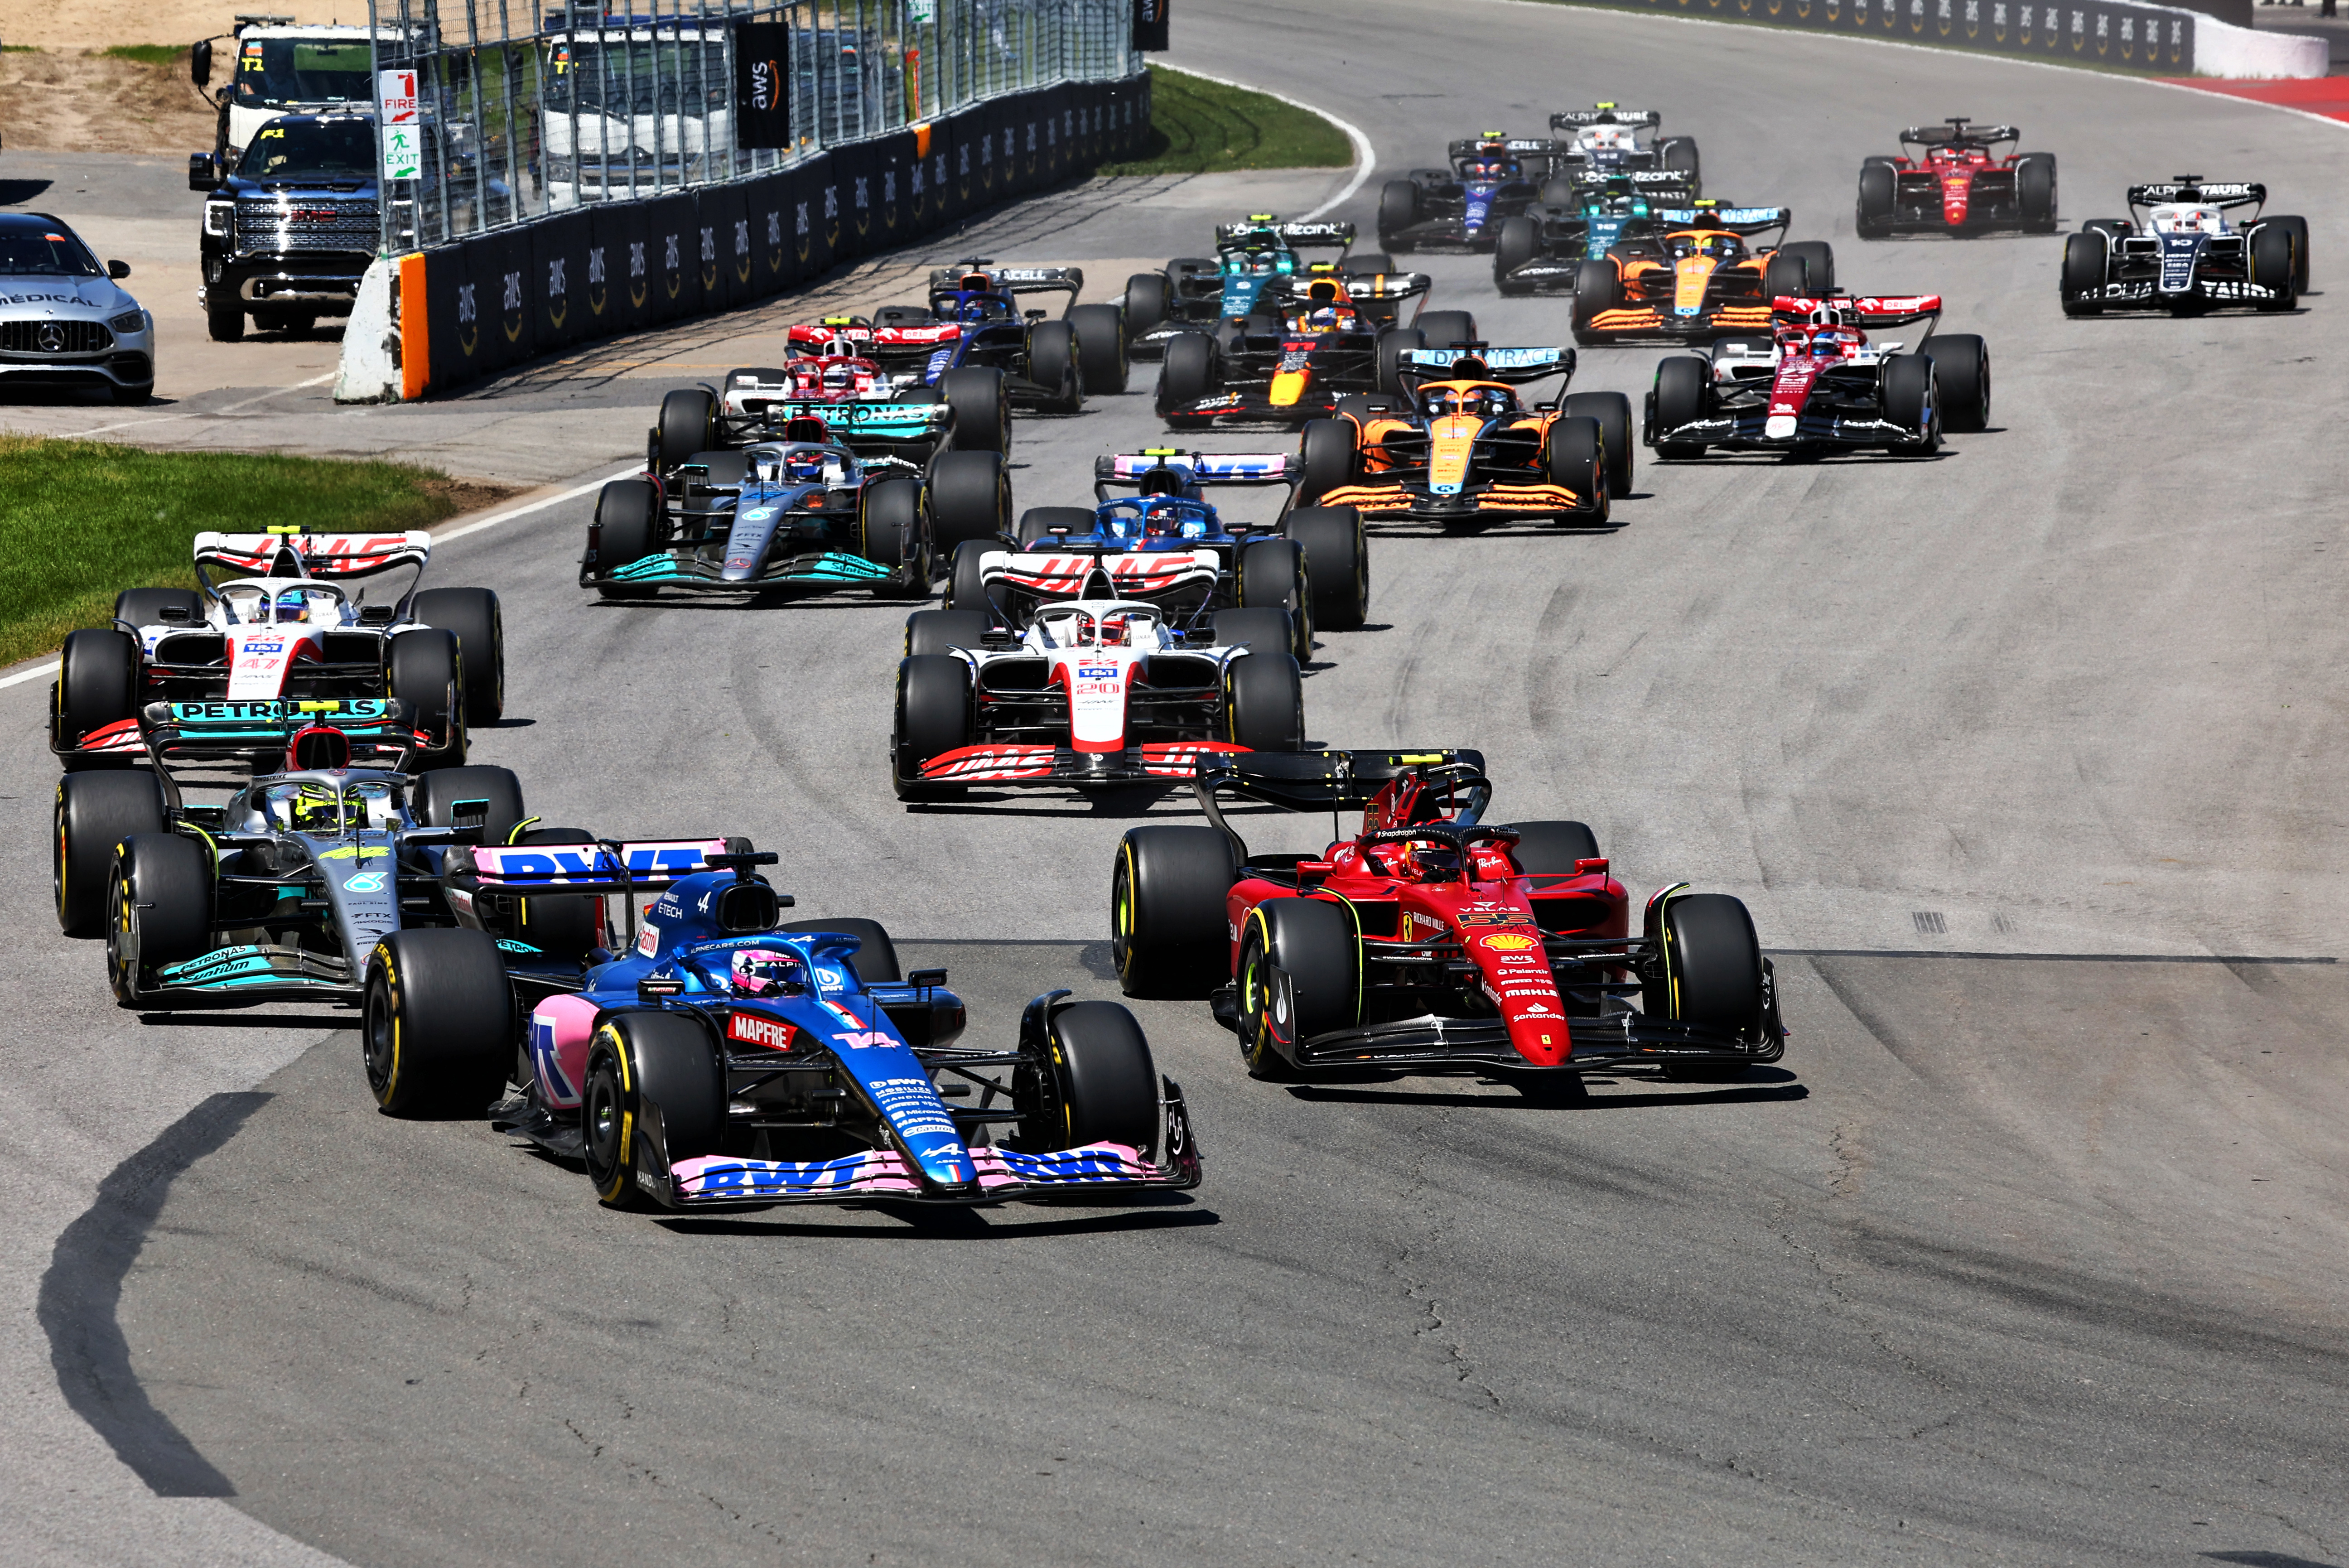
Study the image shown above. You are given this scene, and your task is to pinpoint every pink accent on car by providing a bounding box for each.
[529,993,601,1109]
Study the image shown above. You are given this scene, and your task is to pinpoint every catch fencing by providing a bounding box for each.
[352,0,1154,396]
[1539,0,2204,70]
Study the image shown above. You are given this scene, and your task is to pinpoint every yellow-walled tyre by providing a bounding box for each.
[579,1011,727,1210]
[363,927,515,1116]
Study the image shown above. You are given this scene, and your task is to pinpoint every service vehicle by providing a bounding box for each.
[0,212,154,402]
[1548,105,1700,188]
[398,850,1204,1209]
[1568,203,1834,346]
[51,529,499,773]
[1490,172,1694,296]
[1296,346,1627,524]
[190,112,381,342]
[186,16,382,172]
[1109,749,1786,1083]
[1375,135,1553,254]
[1153,270,1458,429]
[1121,215,1362,356]
[1856,118,2057,238]
[540,13,728,207]
[1642,291,1990,459]
[2060,178,2307,316]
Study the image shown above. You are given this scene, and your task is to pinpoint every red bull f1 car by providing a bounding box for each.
[1643,292,1989,459]
[1154,268,1459,428]
[1856,119,2057,239]
[1109,749,1785,1083]
[1568,203,1834,345]
[50,529,493,774]
[2061,179,2307,316]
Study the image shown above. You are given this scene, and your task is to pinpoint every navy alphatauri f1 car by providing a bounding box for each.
[2060,178,2308,316]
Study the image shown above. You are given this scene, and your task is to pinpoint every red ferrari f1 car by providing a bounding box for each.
[1857,119,2057,239]
[1109,749,1785,1083]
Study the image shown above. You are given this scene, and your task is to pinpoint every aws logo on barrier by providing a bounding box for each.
[796,198,811,264]
[958,139,975,201]
[455,280,478,358]
[699,223,718,292]
[823,183,841,249]
[628,240,649,309]
[661,230,684,303]
[586,244,607,317]
[502,266,525,345]
[545,255,568,331]
[764,209,784,276]
[854,174,871,241]
[733,217,752,286]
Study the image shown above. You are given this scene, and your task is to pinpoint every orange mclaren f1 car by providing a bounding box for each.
[1293,347,1629,527]
[1570,203,1834,346]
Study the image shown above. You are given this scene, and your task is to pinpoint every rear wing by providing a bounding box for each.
[1397,345,1576,385]
[2128,180,2265,210]
[927,263,1084,299]
[1445,136,1555,161]
[1194,747,1491,818]
[193,529,432,579]
[1095,451,1300,490]
[1290,264,1433,305]
[1214,218,1356,249]
[1552,107,1661,130]
[1771,292,1943,328]
[1657,204,1791,236]
[453,837,732,893]
[1900,121,2019,145]
[139,697,426,799]
[786,320,874,351]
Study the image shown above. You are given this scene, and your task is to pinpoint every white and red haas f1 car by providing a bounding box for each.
[51,530,498,773]
[1642,293,1989,460]
[890,594,1306,802]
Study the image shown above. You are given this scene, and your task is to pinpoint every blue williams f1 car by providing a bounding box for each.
[1377,135,1554,254]
[365,848,1202,1210]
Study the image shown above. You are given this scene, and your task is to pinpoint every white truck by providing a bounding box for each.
[541,19,733,208]
[188,15,384,175]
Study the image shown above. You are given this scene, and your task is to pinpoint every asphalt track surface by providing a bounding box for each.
[8,4,2349,1563]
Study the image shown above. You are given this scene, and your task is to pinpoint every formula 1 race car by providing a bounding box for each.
[1109,749,1786,1083]
[1568,204,1835,346]
[1856,119,2056,239]
[383,850,1201,1210]
[2060,178,2308,317]
[792,261,1112,416]
[1297,346,1628,525]
[651,335,1001,469]
[1491,172,1698,295]
[52,719,617,1006]
[1549,105,1701,189]
[890,591,1305,800]
[929,449,1368,663]
[1642,292,1989,459]
[1122,216,1363,357]
[1154,270,1460,429]
[50,529,494,774]
[1375,135,1554,254]
[582,429,1009,599]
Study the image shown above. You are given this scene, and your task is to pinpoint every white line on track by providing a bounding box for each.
[52,370,341,440]
[0,463,637,694]
[1156,63,1377,220]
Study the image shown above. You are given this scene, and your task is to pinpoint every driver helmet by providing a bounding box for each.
[1400,837,1463,881]
[274,588,311,624]
[728,946,803,998]
[1302,305,1344,333]
[287,781,344,830]
[820,361,855,393]
[1095,612,1135,646]
[784,448,828,483]
[1137,497,1187,537]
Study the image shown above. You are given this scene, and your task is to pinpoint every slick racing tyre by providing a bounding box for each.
[54,628,140,767]
[1066,302,1130,395]
[591,478,663,600]
[410,765,527,845]
[1544,415,1608,525]
[2060,232,2108,316]
[1881,353,1941,457]
[1297,418,1360,505]
[1563,391,1635,500]
[927,449,1011,555]
[859,475,933,598]
[56,770,168,936]
[1017,506,1095,548]
[1378,180,1419,251]
[113,587,202,629]
[947,538,993,613]
[1778,241,1835,296]
[1226,648,1305,755]
[507,826,604,964]
[1236,898,1359,1079]
[2267,215,2311,292]
[387,629,467,768]
[1374,328,1424,399]
[2251,223,2299,311]
[1659,136,1701,181]
[364,927,517,1114]
[1026,319,1085,413]
[1113,825,1238,998]
[1342,251,1394,276]
[654,388,716,472]
[1650,356,1712,459]
[1416,310,1478,352]
[776,917,902,983]
[1856,159,1896,239]
[1649,893,1768,1081]
[1157,331,1219,416]
[894,655,973,801]
[686,450,751,489]
[1761,250,1813,304]
[2016,154,2058,233]
[1921,334,1990,434]
[873,304,931,327]
[1238,538,1312,660]
[904,608,989,658]
[1570,261,1619,340]
[412,586,505,724]
[1211,608,1295,657]
[1122,272,1170,346]
[106,832,211,1007]
[1282,506,1368,632]
[581,1011,725,1208]
[1010,1000,1162,1154]
[1494,216,1539,295]
[941,367,1011,454]
[1504,820,1603,883]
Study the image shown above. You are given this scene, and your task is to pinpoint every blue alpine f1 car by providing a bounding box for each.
[363,847,1202,1210]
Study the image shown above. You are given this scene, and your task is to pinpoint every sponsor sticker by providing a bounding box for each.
[636,921,660,957]
[1480,931,1541,953]
[1456,909,1533,927]
[728,1012,795,1050]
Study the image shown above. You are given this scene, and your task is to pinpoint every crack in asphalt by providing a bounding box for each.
[1384,1106,1502,1410]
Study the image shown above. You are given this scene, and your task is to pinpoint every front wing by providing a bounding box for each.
[1649,401,1924,452]
[1577,300,1775,343]
[915,741,1249,786]
[593,549,899,591]
[1315,478,1601,523]
[669,1134,1201,1205]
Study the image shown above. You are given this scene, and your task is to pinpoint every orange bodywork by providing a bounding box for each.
[1312,380,1594,517]
[1587,229,1780,336]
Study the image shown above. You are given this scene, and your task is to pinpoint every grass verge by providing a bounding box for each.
[0,438,514,670]
[1096,64,1351,177]
[98,43,187,66]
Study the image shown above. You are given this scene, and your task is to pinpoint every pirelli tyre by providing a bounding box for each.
[591,478,662,599]
[410,764,527,845]
[893,654,973,801]
[1649,355,1712,459]
[1562,391,1634,500]
[1298,417,1360,506]
[1543,415,1607,525]
[1282,506,1368,632]
[1113,824,1239,998]
[1211,607,1295,658]
[1778,241,1835,296]
[1416,310,1479,352]
[1881,353,1942,457]
[1857,159,1897,239]
[687,449,751,489]
[1122,272,1170,349]
[2016,153,2058,233]
[1009,999,1162,1154]
[1570,261,1619,339]
[1921,334,1990,434]
[1378,180,1420,251]
[872,304,931,328]
[387,628,467,768]
[1225,648,1305,755]
[1026,319,1084,413]
[1018,505,1095,548]
[1236,897,1359,1078]
[1761,250,1812,303]
[776,917,902,983]
[2060,232,2108,316]
[941,367,1010,454]
[1374,327,1424,399]
[2251,223,2299,311]
[412,586,505,724]
[1342,251,1394,276]
[362,926,518,1114]
[114,587,203,628]
[581,1011,726,1209]
[1238,538,1313,660]
[1157,331,1219,415]
[926,449,1011,555]
[654,388,716,472]
[1647,892,1768,1082]
[1505,820,1603,882]
[946,538,992,613]
[53,627,140,768]
[1494,217,1539,295]
[55,769,168,936]
[1659,136,1701,181]
[858,475,933,598]
[106,832,212,1007]
[2267,215,2311,292]
[506,826,604,963]
[904,608,989,658]
[1066,302,1130,396]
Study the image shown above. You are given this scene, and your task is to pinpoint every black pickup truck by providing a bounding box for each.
[190,112,380,342]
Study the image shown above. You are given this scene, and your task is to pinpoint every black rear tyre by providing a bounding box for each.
[412,587,504,724]
[1922,333,1990,434]
[1881,353,1940,456]
[860,475,932,597]
[55,628,140,755]
[947,538,993,613]
[1544,415,1607,523]
[1651,355,1711,458]
[1506,820,1602,882]
[1562,391,1634,499]
[1282,506,1368,631]
[1236,898,1358,1078]
[581,1012,724,1207]
[1025,318,1084,413]
[1018,505,1095,547]
[1779,241,1835,296]
[1226,651,1305,754]
[655,388,715,472]
[904,608,989,658]
[1066,302,1129,395]
[387,628,466,768]
[56,770,168,936]
[775,917,901,982]
[941,366,1010,454]
[1297,418,1359,505]
[2017,154,2057,232]
[1494,216,1539,295]
[927,449,1010,554]
[1378,180,1419,249]
[2268,215,2311,292]
[1342,251,1393,276]
[2061,232,2107,316]
[1123,273,1170,343]
[1857,161,1896,239]
[894,655,973,798]
[2251,223,2299,310]
[1571,260,1619,337]
[507,826,604,963]
[409,765,527,844]
[1761,250,1812,304]
[1416,309,1478,350]
[1211,608,1294,656]
[1374,327,1424,399]
[113,587,203,630]
[1157,331,1218,415]
[1113,825,1237,998]
[363,926,518,1114]
[1237,538,1312,659]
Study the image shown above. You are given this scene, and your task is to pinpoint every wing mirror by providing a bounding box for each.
[1574,857,1610,875]
[107,260,130,280]
[190,37,212,88]
[159,604,193,623]
[187,153,218,192]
